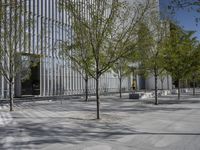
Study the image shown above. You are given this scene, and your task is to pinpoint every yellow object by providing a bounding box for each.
[132,80,136,89]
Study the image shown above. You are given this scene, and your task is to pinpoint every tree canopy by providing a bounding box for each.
[61,0,155,119]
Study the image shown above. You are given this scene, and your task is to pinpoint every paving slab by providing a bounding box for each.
[0,94,200,150]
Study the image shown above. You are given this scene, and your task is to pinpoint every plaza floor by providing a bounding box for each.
[0,93,200,150]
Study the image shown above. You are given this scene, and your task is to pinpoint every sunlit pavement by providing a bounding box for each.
[0,93,200,150]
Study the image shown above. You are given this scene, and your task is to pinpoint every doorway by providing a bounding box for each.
[21,54,40,96]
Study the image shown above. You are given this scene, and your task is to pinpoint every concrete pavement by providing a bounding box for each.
[0,94,200,150]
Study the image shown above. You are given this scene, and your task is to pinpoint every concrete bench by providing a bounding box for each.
[129,93,140,99]
[129,92,154,99]
[140,92,154,99]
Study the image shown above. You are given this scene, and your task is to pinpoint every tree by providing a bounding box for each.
[192,68,200,95]
[112,58,131,98]
[62,46,94,102]
[61,0,154,119]
[72,64,91,102]
[60,1,95,101]
[0,1,29,111]
[136,11,169,105]
[164,0,200,96]
[163,23,198,100]
[184,42,200,95]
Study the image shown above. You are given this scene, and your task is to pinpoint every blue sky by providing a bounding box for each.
[159,0,200,40]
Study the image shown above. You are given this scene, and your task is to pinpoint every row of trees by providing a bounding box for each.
[59,0,145,119]
[60,0,200,119]
[137,19,200,103]
[60,0,158,119]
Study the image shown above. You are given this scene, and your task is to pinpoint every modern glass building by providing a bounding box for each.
[0,0,130,98]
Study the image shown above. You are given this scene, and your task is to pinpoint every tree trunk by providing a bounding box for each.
[9,80,14,111]
[193,80,195,96]
[167,75,169,90]
[119,77,122,98]
[178,79,180,100]
[85,75,89,101]
[154,69,158,105]
[96,78,100,119]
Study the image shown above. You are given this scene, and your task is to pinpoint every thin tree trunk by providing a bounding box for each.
[96,78,100,119]
[193,80,195,96]
[154,68,158,105]
[9,80,14,111]
[178,79,180,100]
[119,77,122,98]
[85,75,89,101]
[95,52,100,119]
[167,75,169,90]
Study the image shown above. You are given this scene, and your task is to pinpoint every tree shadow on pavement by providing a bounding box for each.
[1,94,199,149]
[0,118,137,150]
[2,119,199,150]
[141,95,200,105]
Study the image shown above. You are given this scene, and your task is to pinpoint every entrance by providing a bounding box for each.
[21,54,40,96]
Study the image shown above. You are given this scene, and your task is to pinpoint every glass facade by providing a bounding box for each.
[0,0,130,98]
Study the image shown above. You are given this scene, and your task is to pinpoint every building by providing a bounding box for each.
[0,0,131,98]
[0,0,171,99]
